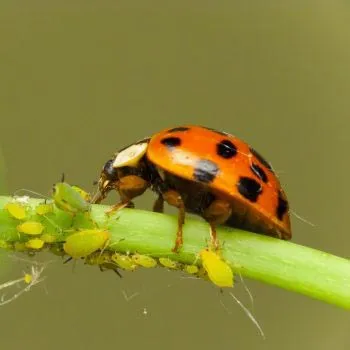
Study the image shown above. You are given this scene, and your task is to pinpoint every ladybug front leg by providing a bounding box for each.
[106,175,149,215]
[203,199,232,250]
[161,190,186,253]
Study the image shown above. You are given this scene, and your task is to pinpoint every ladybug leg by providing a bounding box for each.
[161,190,186,252]
[203,199,232,250]
[106,201,134,214]
[106,175,149,215]
[91,191,106,204]
[153,195,164,213]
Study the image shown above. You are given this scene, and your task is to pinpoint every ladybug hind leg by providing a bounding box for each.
[203,199,232,251]
[106,175,149,215]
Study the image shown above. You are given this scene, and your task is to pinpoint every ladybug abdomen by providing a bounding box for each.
[224,195,290,239]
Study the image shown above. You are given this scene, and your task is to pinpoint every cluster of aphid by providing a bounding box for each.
[1,200,60,252]
[0,182,234,288]
[84,250,233,288]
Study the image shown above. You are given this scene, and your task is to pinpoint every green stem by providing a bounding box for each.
[0,195,349,310]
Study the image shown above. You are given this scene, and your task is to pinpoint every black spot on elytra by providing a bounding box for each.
[193,159,219,183]
[251,163,268,183]
[250,147,273,172]
[237,177,262,202]
[217,140,237,159]
[276,190,288,220]
[161,137,181,149]
[202,126,229,136]
[167,127,190,133]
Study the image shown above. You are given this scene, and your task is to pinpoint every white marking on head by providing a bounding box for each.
[102,180,110,188]
[112,142,148,168]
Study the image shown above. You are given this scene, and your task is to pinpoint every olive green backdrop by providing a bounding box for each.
[0,1,349,349]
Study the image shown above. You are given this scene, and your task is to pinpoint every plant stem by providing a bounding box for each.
[0,195,349,310]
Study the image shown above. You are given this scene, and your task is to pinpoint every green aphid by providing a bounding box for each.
[72,212,96,230]
[85,252,122,276]
[71,186,91,202]
[158,257,178,269]
[111,253,137,271]
[40,233,57,243]
[25,238,45,250]
[85,251,111,266]
[184,265,199,275]
[200,248,234,288]
[63,229,110,259]
[17,221,44,235]
[41,210,72,234]
[53,182,90,214]
[36,203,54,216]
[132,253,157,268]
[5,202,27,220]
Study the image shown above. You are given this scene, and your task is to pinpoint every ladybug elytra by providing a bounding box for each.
[93,125,291,252]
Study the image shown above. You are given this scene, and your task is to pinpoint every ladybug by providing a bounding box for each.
[92,125,291,252]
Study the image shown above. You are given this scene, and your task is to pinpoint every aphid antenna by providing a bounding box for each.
[121,290,140,302]
[107,237,126,250]
[9,254,54,267]
[238,273,255,311]
[229,292,265,340]
[13,188,50,200]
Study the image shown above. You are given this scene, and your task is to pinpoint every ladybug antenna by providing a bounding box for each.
[291,210,315,227]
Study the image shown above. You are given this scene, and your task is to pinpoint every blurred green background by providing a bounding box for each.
[0,1,349,349]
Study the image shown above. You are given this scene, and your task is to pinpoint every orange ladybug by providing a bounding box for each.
[93,125,291,252]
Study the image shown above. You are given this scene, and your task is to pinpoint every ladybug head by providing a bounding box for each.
[92,159,119,203]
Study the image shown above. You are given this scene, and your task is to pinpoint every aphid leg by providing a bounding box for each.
[203,199,232,250]
[99,264,123,278]
[112,268,123,278]
[106,175,149,216]
[152,195,164,213]
[161,190,186,252]
[63,257,73,264]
